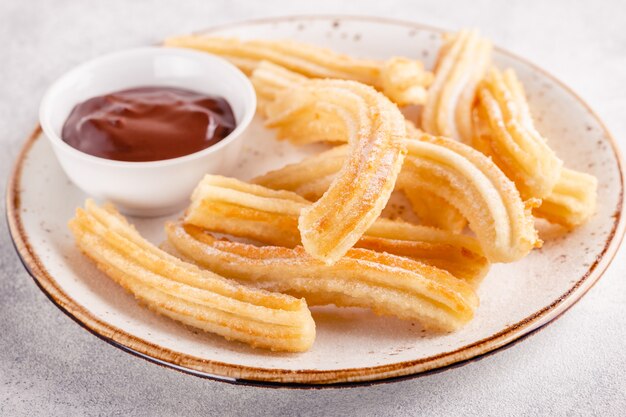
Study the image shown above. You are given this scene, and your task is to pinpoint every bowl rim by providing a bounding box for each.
[38,46,256,168]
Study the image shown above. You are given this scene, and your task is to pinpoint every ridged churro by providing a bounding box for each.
[166,223,479,331]
[252,145,346,200]
[474,67,563,199]
[252,145,467,232]
[400,135,540,262]
[252,61,426,140]
[251,61,308,115]
[399,183,468,233]
[186,175,307,248]
[186,175,490,284]
[358,218,489,286]
[254,132,540,262]
[533,167,598,228]
[164,36,433,105]
[422,29,492,142]
[265,79,407,263]
[69,200,315,352]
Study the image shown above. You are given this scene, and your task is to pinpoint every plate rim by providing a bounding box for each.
[6,15,626,387]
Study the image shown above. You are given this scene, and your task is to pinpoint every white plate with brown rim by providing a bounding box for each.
[6,15,625,387]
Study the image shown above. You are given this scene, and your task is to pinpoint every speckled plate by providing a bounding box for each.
[6,16,625,387]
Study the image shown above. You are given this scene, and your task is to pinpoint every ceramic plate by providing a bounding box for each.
[7,16,625,387]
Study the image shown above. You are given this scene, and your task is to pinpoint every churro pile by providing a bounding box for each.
[69,30,598,352]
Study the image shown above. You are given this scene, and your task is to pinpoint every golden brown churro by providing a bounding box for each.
[252,145,346,200]
[265,79,407,263]
[250,61,308,115]
[399,135,540,262]
[358,218,489,286]
[186,175,490,284]
[473,67,597,227]
[253,132,540,262]
[164,36,433,105]
[252,145,467,232]
[69,200,315,352]
[474,67,563,199]
[252,61,428,139]
[399,184,468,233]
[422,29,492,142]
[166,223,479,331]
[186,175,308,248]
[533,168,598,228]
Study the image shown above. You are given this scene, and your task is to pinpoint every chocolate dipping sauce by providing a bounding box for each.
[61,86,236,162]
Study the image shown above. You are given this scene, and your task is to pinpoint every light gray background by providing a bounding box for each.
[1,1,624,416]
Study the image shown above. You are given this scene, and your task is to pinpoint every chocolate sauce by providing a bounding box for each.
[61,86,236,162]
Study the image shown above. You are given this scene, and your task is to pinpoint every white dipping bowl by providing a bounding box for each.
[39,47,256,217]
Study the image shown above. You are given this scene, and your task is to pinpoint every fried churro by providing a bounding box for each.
[422,29,492,142]
[164,36,433,105]
[69,200,315,352]
[186,175,490,284]
[253,132,540,262]
[166,223,479,331]
[399,183,468,233]
[474,67,563,199]
[359,218,489,286]
[400,135,541,262]
[250,61,308,116]
[533,167,598,228]
[265,79,407,263]
[252,145,467,232]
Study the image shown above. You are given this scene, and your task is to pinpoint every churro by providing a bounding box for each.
[164,36,433,105]
[474,67,563,199]
[265,79,407,263]
[69,200,315,352]
[399,183,468,233]
[400,135,540,262]
[252,145,467,232]
[166,222,479,331]
[250,61,308,115]
[252,61,426,141]
[422,29,492,142]
[533,167,598,228]
[358,218,489,286]
[186,175,490,284]
[253,132,540,262]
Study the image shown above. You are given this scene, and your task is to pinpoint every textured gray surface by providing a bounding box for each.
[1,1,625,416]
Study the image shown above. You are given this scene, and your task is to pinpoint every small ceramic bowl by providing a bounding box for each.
[39,47,256,217]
